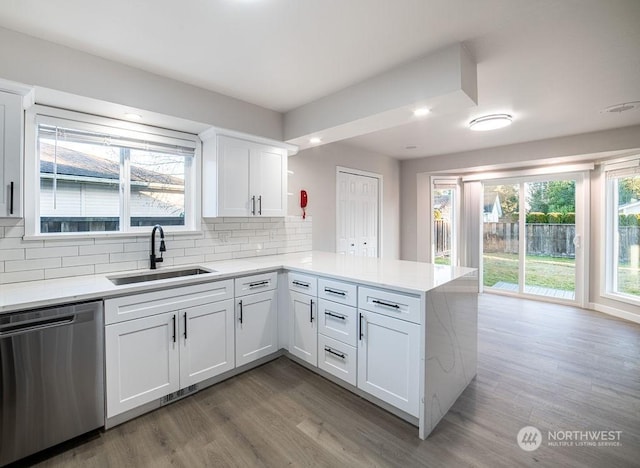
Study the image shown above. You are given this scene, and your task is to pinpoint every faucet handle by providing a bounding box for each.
[160,240,166,252]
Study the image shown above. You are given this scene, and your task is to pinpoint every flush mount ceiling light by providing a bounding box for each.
[309,137,322,144]
[413,107,430,117]
[601,101,640,114]
[468,114,513,131]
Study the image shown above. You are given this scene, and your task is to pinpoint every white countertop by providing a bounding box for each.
[0,251,476,314]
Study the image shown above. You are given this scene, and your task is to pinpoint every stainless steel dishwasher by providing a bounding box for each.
[0,301,104,466]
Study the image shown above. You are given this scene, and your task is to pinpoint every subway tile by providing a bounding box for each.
[110,251,148,263]
[3,226,25,238]
[95,261,139,274]
[5,257,61,272]
[43,238,95,247]
[26,246,79,259]
[0,237,44,249]
[0,270,45,284]
[204,252,233,262]
[45,265,95,280]
[214,223,241,231]
[0,249,25,261]
[173,255,206,266]
[63,254,110,267]
[79,244,124,255]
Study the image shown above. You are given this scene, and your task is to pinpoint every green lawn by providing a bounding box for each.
[483,253,576,291]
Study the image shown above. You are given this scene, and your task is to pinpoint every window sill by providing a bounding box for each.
[23,229,203,242]
[601,291,640,308]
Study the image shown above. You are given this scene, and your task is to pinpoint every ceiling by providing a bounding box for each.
[0,0,639,159]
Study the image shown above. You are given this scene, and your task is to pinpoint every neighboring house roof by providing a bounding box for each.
[483,192,502,217]
[39,142,183,186]
[619,200,640,214]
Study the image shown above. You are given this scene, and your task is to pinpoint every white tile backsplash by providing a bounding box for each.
[0,217,312,284]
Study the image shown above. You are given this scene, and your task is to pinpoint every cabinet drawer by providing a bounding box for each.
[318,299,357,347]
[288,272,317,296]
[318,334,357,387]
[318,278,357,307]
[105,279,234,324]
[358,286,421,324]
[235,271,278,297]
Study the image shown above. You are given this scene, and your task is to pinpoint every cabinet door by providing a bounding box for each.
[179,299,235,387]
[289,291,317,366]
[251,145,287,217]
[217,135,251,216]
[0,91,23,217]
[357,310,420,417]
[235,289,278,367]
[105,312,180,418]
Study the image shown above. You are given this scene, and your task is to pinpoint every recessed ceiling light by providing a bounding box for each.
[601,101,640,114]
[469,114,513,131]
[405,145,417,150]
[309,137,321,144]
[124,113,142,121]
[413,107,430,117]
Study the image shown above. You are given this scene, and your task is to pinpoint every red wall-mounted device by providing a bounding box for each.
[300,190,308,219]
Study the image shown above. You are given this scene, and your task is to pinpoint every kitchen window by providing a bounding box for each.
[604,157,640,303]
[25,107,199,237]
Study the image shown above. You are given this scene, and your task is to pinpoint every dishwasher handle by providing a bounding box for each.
[0,315,75,338]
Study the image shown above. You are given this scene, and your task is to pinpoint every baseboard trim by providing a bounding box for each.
[589,302,640,324]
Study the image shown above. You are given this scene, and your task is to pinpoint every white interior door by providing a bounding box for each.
[337,170,380,257]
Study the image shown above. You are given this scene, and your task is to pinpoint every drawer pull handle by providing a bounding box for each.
[372,299,400,309]
[359,313,363,340]
[251,196,256,215]
[324,346,346,359]
[184,312,188,340]
[10,181,14,215]
[238,300,243,324]
[292,280,310,288]
[249,280,269,288]
[324,287,346,297]
[310,299,314,323]
[324,311,346,321]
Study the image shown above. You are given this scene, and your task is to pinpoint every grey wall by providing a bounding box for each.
[0,27,282,139]
[288,142,400,259]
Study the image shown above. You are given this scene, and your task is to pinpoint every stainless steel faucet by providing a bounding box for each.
[150,224,166,269]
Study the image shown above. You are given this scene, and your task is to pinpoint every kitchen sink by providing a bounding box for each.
[108,267,216,286]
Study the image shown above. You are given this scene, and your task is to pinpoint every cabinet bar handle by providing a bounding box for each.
[324,311,346,321]
[324,287,346,297]
[359,313,363,340]
[310,299,314,323]
[172,315,176,343]
[324,346,346,359]
[238,300,243,324]
[258,195,262,215]
[292,280,310,288]
[251,196,256,215]
[372,299,400,309]
[184,312,188,340]
[9,181,14,215]
[249,280,269,288]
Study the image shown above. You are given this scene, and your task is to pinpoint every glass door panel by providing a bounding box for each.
[482,183,520,292]
[524,180,576,300]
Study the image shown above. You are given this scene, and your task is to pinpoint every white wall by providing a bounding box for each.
[0,27,282,139]
[287,142,400,259]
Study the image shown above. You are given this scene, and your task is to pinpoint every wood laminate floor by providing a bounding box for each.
[22,294,640,468]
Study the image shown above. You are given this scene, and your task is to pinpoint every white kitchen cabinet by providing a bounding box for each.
[357,309,420,417]
[235,288,278,367]
[289,290,317,366]
[318,334,357,386]
[105,311,180,417]
[202,134,287,217]
[0,91,23,217]
[105,282,236,418]
[180,299,235,387]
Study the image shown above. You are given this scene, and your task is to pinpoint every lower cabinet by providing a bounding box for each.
[289,290,317,366]
[357,309,420,417]
[235,289,278,367]
[318,333,357,386]
[105,295,235,419]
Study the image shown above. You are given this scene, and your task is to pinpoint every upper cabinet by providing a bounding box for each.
[202,131,295,217]
[0,91,24,218]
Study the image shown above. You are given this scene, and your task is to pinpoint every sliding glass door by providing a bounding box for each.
[482,173,585,303]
